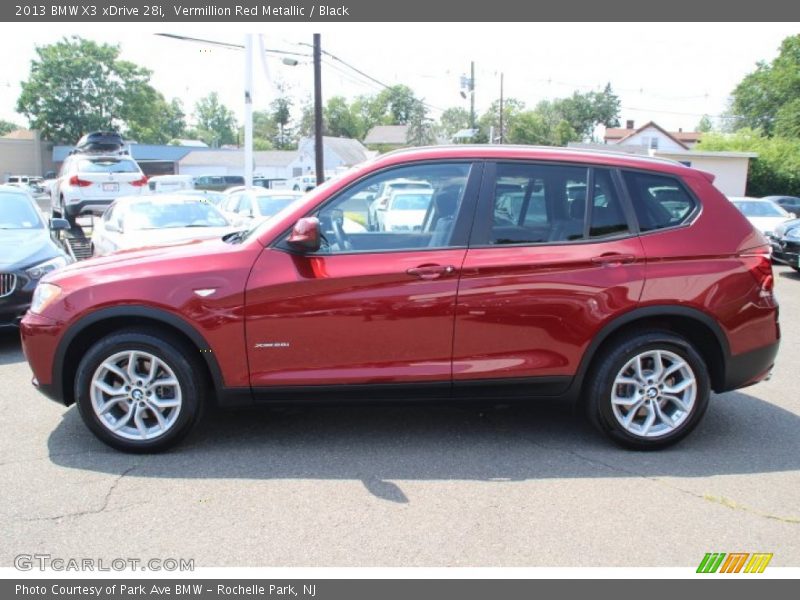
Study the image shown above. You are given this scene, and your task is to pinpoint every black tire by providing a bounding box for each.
[584,330,710,450]
[74,329,206,453]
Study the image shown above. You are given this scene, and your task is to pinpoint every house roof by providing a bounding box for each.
[179,149,298,168]
[363,125,409,146]
[320,136,369,166]
[605,122,699,147]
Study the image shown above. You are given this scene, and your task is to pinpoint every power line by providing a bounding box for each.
[155,33,313,58]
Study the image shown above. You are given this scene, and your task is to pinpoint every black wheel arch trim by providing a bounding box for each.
[51,305,230,406]
[567,304,731,398]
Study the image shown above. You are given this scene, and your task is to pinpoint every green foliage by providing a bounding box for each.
[731,34,800,136]
[0,119,20,136]
[696,115,714,133]
[192,92,237,147]
[698,129,800,196]
[324,96,364,139]
[438,107,471,140]
[15,36,184,144]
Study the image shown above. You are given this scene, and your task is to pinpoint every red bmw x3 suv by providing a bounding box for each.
[20,146,779,452]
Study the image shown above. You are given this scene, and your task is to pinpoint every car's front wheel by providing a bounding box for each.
[585,331,710,450]
[75,329,206,453]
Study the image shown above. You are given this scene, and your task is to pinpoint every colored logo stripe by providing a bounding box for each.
[744,553,773,573]
[697,552,773,573]
[697,553,726,573]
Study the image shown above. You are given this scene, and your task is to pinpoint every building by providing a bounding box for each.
[0,129,56,180]
[604,120,702,150]
[363,125,410,150]
[596,120,756,196]
[177,149,298,180]
[292,136,372,176]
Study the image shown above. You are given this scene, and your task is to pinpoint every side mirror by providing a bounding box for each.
[50,218,70,231]
[287,217,321,252]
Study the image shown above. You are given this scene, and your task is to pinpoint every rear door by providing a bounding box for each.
[244,161,481,391]
[453,161,646,396]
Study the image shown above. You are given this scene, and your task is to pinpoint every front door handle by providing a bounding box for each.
[591,253,636,267]
[406,264,456,280]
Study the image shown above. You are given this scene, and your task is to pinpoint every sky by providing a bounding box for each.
[1,22,798,136]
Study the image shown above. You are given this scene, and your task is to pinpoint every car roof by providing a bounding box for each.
[369,145,697,176]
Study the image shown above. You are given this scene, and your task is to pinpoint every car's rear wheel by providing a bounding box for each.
[75,329,205,453]
[585,331,710,450]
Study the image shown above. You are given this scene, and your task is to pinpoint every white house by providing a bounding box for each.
[177,150,298,179]
[598,120,756,196]
[290,136,373,178]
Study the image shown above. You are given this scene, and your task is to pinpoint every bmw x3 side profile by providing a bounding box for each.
[21,146,780,452]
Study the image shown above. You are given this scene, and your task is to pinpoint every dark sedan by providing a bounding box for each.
[768,217,800,272]
[0,186,73,327]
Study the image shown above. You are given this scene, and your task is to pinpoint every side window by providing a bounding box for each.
[223,193,241,212]
[491,163,588,245]
[309,162,472,254]
[589,169,630,239]
[237,195,253,215]
[622,171,697,232]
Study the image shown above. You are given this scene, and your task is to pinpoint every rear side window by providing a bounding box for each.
[622,171,697,232]
[589,169,630,239]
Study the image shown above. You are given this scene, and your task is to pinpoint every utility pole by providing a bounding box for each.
[243,34,254,188]
[499,72,504,144]
[313,33,324,187]
[470,60,476,131]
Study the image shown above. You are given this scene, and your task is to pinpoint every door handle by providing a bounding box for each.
[591,253,636,267]
[406,264,456,280]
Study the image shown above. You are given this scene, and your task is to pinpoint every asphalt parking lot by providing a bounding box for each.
[1,267,798,568]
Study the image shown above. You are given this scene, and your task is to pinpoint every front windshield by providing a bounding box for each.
[256,194,302,217]
[123,200,230,230]
[0,192,43,229]
[734,201,786,217]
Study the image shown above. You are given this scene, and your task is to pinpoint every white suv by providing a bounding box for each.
[52,152,147,224]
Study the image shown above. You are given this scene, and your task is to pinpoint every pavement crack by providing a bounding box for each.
[22,465,138,522]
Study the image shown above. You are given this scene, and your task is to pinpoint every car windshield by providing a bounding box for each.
[256,194,301,216]
[78,158,140,173]
[391,193,432,210]
[734,201,786,217]
[0,192,43,229]
[123,200,230,230]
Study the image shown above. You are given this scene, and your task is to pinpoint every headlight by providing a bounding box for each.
[30,283,62,315]
[785,228,800,241]
[26,256,69,280]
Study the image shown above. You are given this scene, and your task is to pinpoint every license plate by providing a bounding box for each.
[102,182,118,192]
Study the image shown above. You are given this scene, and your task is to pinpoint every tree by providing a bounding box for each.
[731,34,800,136]
[0,119,20,136]
[406,100,437,146]
[324,96,363,139]
[270,95,293,149]
[16,36,155,143]
[696,115,714,133]
[698,128,800,196]
[376,85,419,125]
[438,107,471,141]
[121,86,186,144]
[506,111,551,145]
[192,92,237,147]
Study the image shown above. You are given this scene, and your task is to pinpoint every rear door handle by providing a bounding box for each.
[591,253,636,267]
[406,264,456,280]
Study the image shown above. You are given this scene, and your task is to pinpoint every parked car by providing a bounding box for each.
[367,178,433,230]
[762,195,800,216]
[193,175,245,192]
[375,189,433,231]
[219,188,305,228]
[767,217,800,272]
[172,189,226,207]
[21,146,779,453]
[90,194,237,257]
[0,185,72,328]
[253,177,288,190]
[51,151,148,225]
[288,175,318,192]
[147,174,195,194]
[729,197,794,237]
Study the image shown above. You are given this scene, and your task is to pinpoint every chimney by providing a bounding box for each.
[626,120,634,129]
[678,127,683,132]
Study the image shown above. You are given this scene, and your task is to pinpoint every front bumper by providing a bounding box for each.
[769,237,800,268]
[20,311,66,405]
[0,273,35,328]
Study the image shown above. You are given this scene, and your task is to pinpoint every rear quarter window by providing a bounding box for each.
[622,171,697,232]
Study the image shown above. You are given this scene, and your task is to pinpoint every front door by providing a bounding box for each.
[244,161,481,392]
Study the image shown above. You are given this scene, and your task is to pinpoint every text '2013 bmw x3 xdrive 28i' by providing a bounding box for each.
[21,146,779,452]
